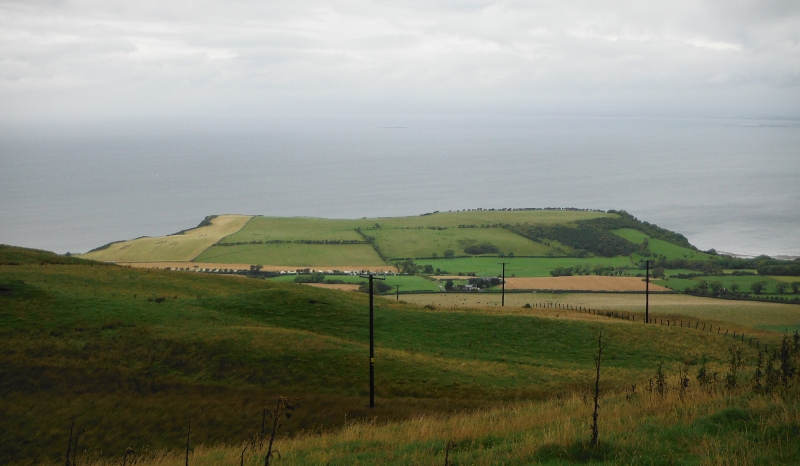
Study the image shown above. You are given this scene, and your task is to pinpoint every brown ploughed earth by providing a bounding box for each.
[502,276,672,292]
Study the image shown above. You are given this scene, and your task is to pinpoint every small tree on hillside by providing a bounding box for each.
[776,282,788,295]
[791,281,800,294]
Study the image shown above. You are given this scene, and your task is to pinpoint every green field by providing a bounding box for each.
[224,216,364,242]
[367,226,557,259]
[370,209,611,228]
[5,244,787,465]
[613,228,712,260]
[415,256,636,277]
[657,274,793,295]
[195,243,385,266]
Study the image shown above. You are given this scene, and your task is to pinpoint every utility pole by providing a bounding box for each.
[395,284,401,301]
[359,272,385,408]
[498,262,509,306]
[645,260,650,324]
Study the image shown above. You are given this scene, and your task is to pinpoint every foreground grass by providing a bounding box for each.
[0,245,789,464]
[0,272,737,463]
[84,388,800,465]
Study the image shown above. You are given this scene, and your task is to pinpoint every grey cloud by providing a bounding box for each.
[0,0,798,120]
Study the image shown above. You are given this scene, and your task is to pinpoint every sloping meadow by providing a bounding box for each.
[0,246,777,464]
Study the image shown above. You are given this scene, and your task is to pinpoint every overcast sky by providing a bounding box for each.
[2,0,799,121]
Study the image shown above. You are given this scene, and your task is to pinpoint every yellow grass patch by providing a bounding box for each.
[503,276,672,292]
[79,215,252,262]
[83,388,792,466]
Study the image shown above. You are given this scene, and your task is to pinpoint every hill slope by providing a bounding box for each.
[0,244,764,464]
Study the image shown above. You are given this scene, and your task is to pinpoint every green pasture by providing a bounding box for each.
[648,237,712,260]
[0,245,752,464]
[194,243,385,266]
[368,226,556,259]
[657,274,792,294]
[369,209,611,229]
[773,276,800,284]
[613,228,711,260]
[415,256,636,277]
[223,216,364,242]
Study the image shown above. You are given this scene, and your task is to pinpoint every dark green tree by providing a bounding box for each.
[750,280,767,294]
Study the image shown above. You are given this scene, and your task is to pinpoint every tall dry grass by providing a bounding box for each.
[83,378,800,465]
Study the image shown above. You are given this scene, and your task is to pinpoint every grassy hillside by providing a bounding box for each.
[224,217,364,242]
[0,245,769,465]
[78,209,612,265]
[366,226,557,259]
[79,215,251,262]
[613,228,712,261]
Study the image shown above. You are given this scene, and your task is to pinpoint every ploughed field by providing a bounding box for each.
[4,244,798,465]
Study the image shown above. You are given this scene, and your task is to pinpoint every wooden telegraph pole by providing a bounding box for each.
[645,260,650,324]
[359,272,385,408]
[498,262,509,306]
[395,284,401,301]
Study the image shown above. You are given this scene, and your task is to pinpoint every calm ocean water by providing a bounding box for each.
[1,115,798,256]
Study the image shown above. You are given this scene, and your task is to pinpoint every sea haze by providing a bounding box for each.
[1,115,798,257]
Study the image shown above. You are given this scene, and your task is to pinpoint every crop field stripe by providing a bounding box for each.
[79,215,252,262]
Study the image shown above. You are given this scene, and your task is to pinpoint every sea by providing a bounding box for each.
[1,115,799,257]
